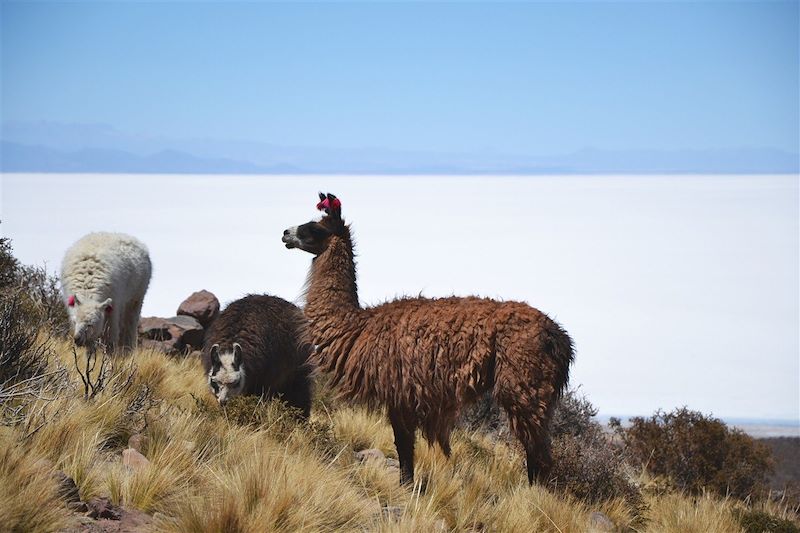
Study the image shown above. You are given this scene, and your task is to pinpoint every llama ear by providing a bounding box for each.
[232,343,243,368]
[326,193,342,219]
[318,191,326,201]
[101,298,113,314]
[210,344,221,367]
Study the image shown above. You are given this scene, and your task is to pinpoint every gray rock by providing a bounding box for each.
[33,458,54,472]
[381,506,404,521]
[588,511,615,532]
[354,448,385,463]
[177,290,220,329]
[385,458,400,469]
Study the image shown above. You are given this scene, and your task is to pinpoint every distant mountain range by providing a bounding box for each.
[2,121,798,174]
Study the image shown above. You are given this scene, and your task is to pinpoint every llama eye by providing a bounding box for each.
[229,379,241,389]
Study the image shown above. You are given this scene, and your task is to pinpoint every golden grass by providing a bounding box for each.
[0,427,69,533]
[640,492,744,533]
[0,340,795,532]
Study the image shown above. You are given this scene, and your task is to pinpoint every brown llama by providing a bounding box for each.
[282,192,574,486]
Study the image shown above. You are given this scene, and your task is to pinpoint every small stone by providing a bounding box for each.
[86,497,122,520]
[354,448,385,463]
[385,458,400,468]
[588,511,615,532]
[76,515,96,526]
[122,447,150,471]
[33,458,54,472]
[127,433,147,453]
[381,505,404,521]
[68,501,89,513]
[52,470,81,505]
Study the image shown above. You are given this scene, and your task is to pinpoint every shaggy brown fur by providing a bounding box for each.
[202,294,314,417]
[282,193,574,484]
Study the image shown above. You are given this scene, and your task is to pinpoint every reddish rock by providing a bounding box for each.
[166,315,204,349]
[122,448,149,471]
[58,508,152,533]
[138,317,171,341]
[138,316,204,355]
[86,497,122,520]
[127,433,147,453]
[177,290,220,329]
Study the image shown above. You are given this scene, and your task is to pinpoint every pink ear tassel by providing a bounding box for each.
[68,295,75,307]
[316,197,341,212]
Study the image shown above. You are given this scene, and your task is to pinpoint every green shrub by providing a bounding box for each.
[0,235,20,289]
[548,390,642,507]
[550,388,599,438]
[616,408,774,500]
[735,509,800,533]
[0,290,52,388]
[0,233,69,338]
[0,234,69,421]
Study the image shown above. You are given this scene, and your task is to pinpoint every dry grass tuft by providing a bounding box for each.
[642,492,744,533]
[0,427,70,532]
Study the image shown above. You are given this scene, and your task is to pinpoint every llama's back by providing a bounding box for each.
[61,232,151,298]
[203,294,312,395]
[332,295,573,445]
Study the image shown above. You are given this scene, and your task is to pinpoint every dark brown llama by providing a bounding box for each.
[202,294,314,418]
[282,193,574,485]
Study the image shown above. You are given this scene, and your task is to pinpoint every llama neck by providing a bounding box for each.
[305,232,362,326]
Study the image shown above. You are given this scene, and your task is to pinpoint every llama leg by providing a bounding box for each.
[501,405,553,485]
[127,299,143,351]
[282,369,312,419]
[440,440,452,459]
[525,432,553,485]
[494,325,570,485]
[388,409,416,485]
[104,311,120,354]
[494,372,557,485]
[118,303,133,353]
[129,298,144,350]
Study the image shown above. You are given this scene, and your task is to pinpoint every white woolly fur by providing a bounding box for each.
[60,232,152,353]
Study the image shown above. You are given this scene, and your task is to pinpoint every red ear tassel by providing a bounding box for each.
[68,295,75,307]
[316,197,341,212]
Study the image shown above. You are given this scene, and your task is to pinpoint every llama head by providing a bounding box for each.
[282,192,346,255]
[208,343,246,405]
[68,294,113,346]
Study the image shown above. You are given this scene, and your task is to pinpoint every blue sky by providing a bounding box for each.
[2,1,798,156]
